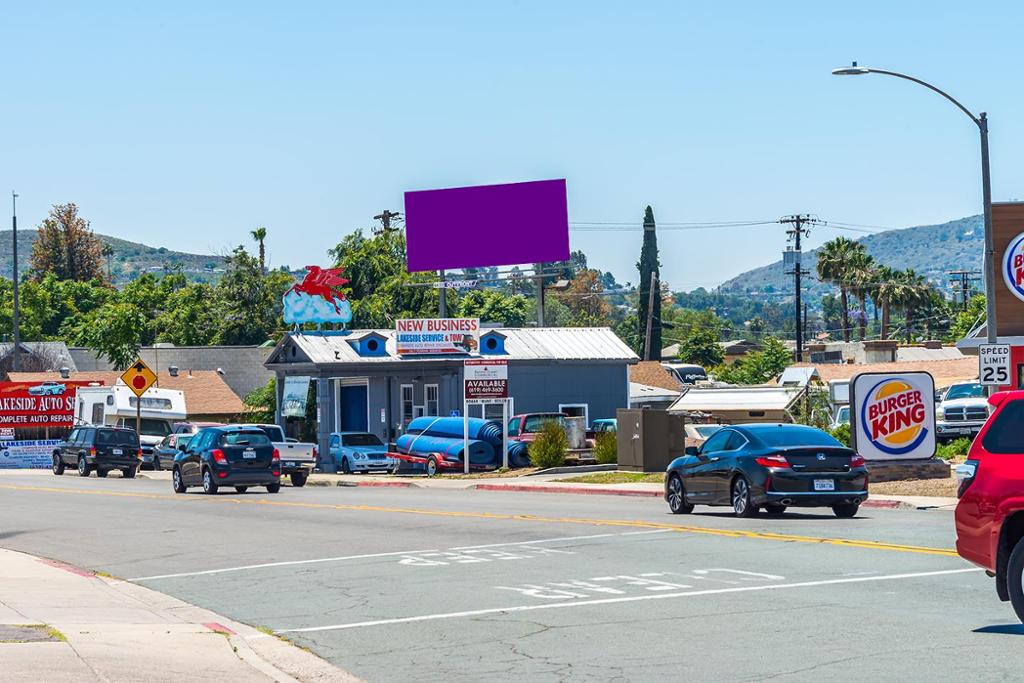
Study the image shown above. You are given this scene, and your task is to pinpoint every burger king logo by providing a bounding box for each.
[860,379,928,455]
[1002,231,1024,302]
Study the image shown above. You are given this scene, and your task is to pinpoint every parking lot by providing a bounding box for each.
[2,471,1022,681]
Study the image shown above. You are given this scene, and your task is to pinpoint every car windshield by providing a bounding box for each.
[343,433,384,447]
[524,415,565,432]
[123,419,171,437]
[755,428,842,448]
[945,383,985,400]
[836,406,850,423]
[176,436,192,449]
[694,425,722,438]
[221,432,272,447]
[97,429,139,446]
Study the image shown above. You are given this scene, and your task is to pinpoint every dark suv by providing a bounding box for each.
[172,425,281,495]
[52,427,142,478]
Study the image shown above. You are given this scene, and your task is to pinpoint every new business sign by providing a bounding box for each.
[396,318,479,355]
[0,382,96,429]
[464,359,508,400]
[850,372,936,460]
[404,179,570,272]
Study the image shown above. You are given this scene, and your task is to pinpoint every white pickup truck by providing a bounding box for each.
[242,424,317,487]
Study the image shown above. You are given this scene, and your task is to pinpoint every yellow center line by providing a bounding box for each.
[0,483,958,557]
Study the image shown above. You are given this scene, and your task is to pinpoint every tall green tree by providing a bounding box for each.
[456,289,531,327]
[215,246,291,344]
[677,327,724,367]
[66,302,146,370]
[30,203,106,282]
[251,226,268,272]
[636,206,661,359]
[714,337,792,385]
[815,237,860,342]
[846,250,875,341]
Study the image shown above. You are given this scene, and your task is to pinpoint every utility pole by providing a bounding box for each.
[439,270,448,317]
[781,214,821,362]
[11,192,19,372]
[535,263,546,326]
[372,209,401,234]
[947,269,981,312]
[643,272,657,361]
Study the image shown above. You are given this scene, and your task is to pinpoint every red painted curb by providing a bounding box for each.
[861,499,902,509]
[337,481,414,488]
[474,483,662,498]
[39,558,95,578]
[202,622,236,635]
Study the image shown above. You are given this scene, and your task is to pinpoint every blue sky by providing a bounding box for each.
[2,1,1022,290]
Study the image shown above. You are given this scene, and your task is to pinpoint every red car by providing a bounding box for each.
[954,390,1024,622]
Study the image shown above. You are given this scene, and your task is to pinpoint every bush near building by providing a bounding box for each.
[530,420,568,469]
[593,431,617,465]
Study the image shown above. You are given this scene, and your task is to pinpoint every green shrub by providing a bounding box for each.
[936,438,971,461]
[828,423,851,448]
[593,431,617,465]
[529,420,569,469]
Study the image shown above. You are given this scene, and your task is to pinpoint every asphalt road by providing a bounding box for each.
[1,471,1022,682]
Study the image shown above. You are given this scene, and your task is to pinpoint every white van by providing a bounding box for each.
[75,385,187,457]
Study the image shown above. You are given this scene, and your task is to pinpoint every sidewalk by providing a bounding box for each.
[0,546,358,682]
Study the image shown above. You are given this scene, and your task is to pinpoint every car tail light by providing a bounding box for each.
[956,459,979,498]
[272,448,280,464]
[312,446,318,459]
[272,470,280,477]
[211,449,226,464]
[755,454,791,468]
[850,454,866,468]
[217,471,228,478]
[90,447,96,457]
[136,449,143,460]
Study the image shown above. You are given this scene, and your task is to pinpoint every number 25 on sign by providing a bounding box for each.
[979,344,1011,387]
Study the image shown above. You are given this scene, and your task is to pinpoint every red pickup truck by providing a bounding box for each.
[954,390,1024,622]
[507,413,568,444]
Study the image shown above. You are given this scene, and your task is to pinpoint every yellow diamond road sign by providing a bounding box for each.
[120,359,157,398]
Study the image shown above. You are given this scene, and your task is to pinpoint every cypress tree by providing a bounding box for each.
[637,205,661,360]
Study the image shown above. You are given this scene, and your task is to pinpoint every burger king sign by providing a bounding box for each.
[1003,231,1024,302]
[850,372,936,460]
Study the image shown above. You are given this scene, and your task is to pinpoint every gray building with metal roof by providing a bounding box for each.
[264,327,638,470]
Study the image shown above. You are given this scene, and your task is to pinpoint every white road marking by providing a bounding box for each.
[131,529,670,581]
[274,567,982,634]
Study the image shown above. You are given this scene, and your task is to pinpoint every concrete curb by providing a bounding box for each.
[526,464,619,477]
[474,483,662,498]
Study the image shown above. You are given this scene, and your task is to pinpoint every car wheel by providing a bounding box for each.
[833,503,859,518]
[122,467,136,479]
[290,472,308,487]
[152,456,161,471]
[172,468,187,494]
[764,503,787,515]
[96,468,108,478]
[731,476,758,518]
[341,457,352,474]
[666,474,694,514]
[52,454,65,475]
[234,486,248,494]
[1008,537,1024,623]
[78,457,91,477]
[425,456,439,477]
[266,483,281,494]
[202,468,218,495]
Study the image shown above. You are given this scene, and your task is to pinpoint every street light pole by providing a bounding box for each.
[832,63,997,346]
[11,192,19,372]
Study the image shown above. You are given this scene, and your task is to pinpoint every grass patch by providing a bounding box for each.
[46,626,66,642]
[556,472,664,485]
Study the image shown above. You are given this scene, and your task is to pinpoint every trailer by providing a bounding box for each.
[387,451,494,477]
[75,385,187,458]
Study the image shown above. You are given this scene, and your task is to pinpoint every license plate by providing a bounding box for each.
[112,448,123,455]
[243,449,256,459]
[285,462,296,468]
[957,428,973,435]
[814,479,835,491]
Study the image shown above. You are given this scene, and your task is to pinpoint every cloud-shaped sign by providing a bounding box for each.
[283,291,353,326]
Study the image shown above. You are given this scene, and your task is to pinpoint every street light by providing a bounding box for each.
[832,62,996,348]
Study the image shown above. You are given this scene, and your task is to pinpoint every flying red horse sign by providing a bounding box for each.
[283,266,353,327]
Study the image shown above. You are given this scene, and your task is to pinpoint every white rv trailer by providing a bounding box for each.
[75,385,187,455]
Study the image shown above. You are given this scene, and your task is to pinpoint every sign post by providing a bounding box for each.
[463,359,510,473]
[120,359,158,435]
[979,343,1011,387]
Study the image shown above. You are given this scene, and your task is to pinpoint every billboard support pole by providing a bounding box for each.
[439,270,447,317]
[502,399,508,470]
[463,398,469,475]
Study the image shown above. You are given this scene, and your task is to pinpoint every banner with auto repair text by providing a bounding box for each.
[0,440,61,469]
[0,382,98,429]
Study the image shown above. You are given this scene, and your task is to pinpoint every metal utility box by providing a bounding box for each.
[616,408,686,472]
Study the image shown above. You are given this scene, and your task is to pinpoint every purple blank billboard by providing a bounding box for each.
[404,179,569,272]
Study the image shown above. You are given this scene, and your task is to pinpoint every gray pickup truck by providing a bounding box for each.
[241,424,317,487]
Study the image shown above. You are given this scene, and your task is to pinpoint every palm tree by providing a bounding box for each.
[897,269,929,342]
[816,237,861,342]
[871,265,899,340]
[250,227,268,272]
[847,251,875,341]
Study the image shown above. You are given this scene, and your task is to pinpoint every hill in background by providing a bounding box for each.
[717,215,984,302]
[0,230,224,284]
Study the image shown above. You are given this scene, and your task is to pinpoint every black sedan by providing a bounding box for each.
[172,425,281,495]
[664,423,868,518]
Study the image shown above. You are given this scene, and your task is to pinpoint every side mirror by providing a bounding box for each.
[178,443,188,451]
[685,446,699,456]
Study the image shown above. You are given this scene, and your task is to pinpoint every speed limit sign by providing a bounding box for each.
[979,343,1011,386]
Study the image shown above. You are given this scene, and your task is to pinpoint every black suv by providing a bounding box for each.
[53,427,142,478]
[172,425,281,495]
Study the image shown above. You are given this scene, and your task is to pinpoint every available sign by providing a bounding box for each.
[0,382,95,429]
[979,343,1011,386]
[464,359,508,400]
[396,318,479,355]
[0,440,62,469]
[850,372,936,460]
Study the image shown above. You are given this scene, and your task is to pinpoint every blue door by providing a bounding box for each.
[339,385,369,432]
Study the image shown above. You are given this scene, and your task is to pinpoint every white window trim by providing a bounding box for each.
[400,383,414,425]
[424,383,439,416]
[558,403,590,427]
